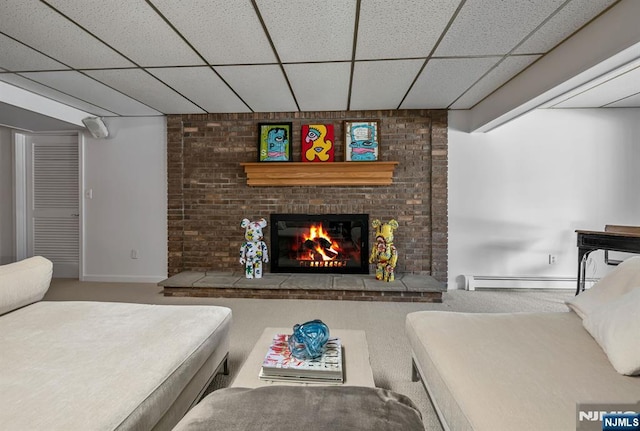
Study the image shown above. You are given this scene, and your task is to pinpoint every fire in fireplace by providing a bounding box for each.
[270,214,369,274]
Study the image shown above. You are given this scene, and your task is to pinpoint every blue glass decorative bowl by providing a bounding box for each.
[288,319,330,360]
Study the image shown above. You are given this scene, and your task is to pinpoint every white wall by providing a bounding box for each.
[448,108,640,289]
[82,116,167,282]
[0,127,15,264]
[6,109,640,287]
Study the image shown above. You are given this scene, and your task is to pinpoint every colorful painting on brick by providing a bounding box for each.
[301,124,335,162]
[344,120,379,161]
[258,123,292,162]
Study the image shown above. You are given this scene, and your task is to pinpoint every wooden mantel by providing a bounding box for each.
[240,161,399,186]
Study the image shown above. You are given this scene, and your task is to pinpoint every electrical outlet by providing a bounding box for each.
[548,254,557,265]
[131,249,139,259]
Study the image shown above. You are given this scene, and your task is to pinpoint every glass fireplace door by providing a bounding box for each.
[270,214,369,274]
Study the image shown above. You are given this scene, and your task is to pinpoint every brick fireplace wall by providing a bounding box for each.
[167,109,448,283]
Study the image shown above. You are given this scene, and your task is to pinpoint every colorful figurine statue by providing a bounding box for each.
[369,219,398,282]
[239,218,269,279]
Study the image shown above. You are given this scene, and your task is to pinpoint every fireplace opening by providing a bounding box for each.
[270,214,369,274]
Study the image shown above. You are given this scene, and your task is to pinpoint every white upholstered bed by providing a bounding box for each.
[0,257,232,431]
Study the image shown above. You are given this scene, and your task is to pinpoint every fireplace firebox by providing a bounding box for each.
[270,214,369,274]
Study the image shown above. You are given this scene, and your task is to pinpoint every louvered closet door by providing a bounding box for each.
[27,135,79,278]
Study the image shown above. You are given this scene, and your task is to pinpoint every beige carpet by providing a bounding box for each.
[45,279,574,430]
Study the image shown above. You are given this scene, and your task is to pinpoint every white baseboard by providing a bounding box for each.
[462,275,599,291]
[80,274,165,283]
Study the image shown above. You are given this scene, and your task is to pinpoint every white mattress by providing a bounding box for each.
[406,310,640,431]
[0,301,232,431]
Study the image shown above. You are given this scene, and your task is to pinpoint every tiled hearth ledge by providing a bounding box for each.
[159,272,445,303]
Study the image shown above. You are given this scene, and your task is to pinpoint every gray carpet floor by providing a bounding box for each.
[45,279,574,430]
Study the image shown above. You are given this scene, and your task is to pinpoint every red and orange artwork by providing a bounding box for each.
[301,124,334,162]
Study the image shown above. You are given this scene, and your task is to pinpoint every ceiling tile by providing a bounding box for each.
[84,69,204,114]
[0,73,116,116]
[0,33,69,71]
[256,0,355,62]
[215,65,297,112]
[350,59,424,110]
[435,0,566,56]
[450,55,541,109]
[514,0,617,54]
[151,0,276,65]
[284,62,350,111]
[402,57,499,109]
[148,67,250,113]
[18,71,161,116]
[0,0,133,69]
[46,0,203,67]
[356,0,460,60]
[552,66,640,108]
[1,0,639,123]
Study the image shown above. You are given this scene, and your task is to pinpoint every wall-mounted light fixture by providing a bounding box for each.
[82,116,109,138]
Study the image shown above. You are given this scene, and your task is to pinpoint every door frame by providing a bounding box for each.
[13,130,85,279]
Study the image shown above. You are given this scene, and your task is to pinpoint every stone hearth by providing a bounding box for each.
[159,272,444,303]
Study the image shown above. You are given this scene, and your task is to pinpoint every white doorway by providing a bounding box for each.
[14,132,81,278]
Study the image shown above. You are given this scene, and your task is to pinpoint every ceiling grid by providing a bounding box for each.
[1,0,637,130]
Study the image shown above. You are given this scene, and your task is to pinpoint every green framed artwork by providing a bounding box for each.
[258,122,292,162]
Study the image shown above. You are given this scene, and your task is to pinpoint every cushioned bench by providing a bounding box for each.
[0,256,232,431]
[406,256,640,431]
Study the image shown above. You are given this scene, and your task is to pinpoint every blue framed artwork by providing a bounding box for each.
[258,122,292,162]
[344,120,379,161]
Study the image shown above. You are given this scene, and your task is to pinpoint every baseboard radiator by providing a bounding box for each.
[462,275,599,291]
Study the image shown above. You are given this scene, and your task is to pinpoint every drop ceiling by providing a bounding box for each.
[1,0,639,132]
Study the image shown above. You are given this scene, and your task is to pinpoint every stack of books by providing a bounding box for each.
[259,333,344,383]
